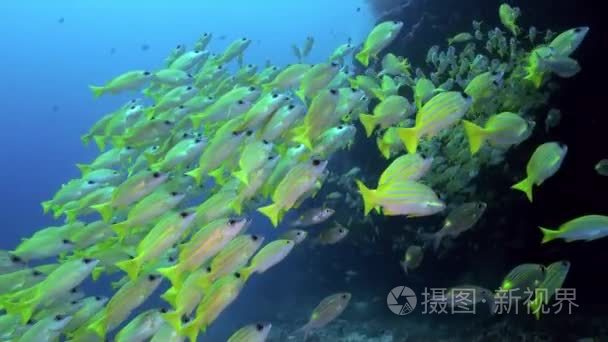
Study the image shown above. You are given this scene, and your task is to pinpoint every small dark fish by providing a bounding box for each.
[141,44,150,51]
[109,48,117,55]
[356,7,361,12]
[51,105,60,113]
[58,17,65,24]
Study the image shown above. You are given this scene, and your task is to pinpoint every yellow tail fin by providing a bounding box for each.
[111,221,130,241]
[162,310,183,332]
[539,227,560,244]
[191,114,205,129]
[185,167,204,186]
[376,137,391,159]
[461,120,487,155]
[91,202,113,223]
[232,170,249,185]
[511,177,534,202]
[93,135,106,151]
[161,287,178,307]
[359,113,377,137]
[158,264,185,289]
[396,127,420,154]
[41,200,53,214]
[116,257,142,280]
[76,163,92,176]
[355,180,376,216]
[257,203,282,227]
[355,49,370,67]
[89,85,105,98]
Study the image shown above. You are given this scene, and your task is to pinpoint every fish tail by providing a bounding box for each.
[258,203,282,227]
[292,129,313,150]
[370,88,385,101]
[262,83,274,93]
[359,113,377,137]
[355,49,370,67]
[87,317,107,338]
[89,85,105,98]
[93,135,106,151]
[91,266,104,281]
[232,170,249,186]
[64,208,79,223]
[111,136,126,148]
[355,180,376,216]
[41,200,53,214]
[76,163,92,176]
[376,137,391,159]
[116,256,142,280]
[185,167,204,186]
[511,177,534,202]
[295,88,307,103]
[3,298,36,324]
[539,226,559,244]
[111,221,130,240]
[158,264,185,289]
[209,167,226,186]
[461,119,487,155]
[231,198,244,215]
[181,319,202,342]
[160,287,178,307]
[91,202,113,223]
[191,114,204,129]
[447,38,454,45]
[81,133,91,145]
[162,310,183,332]
[396,127,420,154]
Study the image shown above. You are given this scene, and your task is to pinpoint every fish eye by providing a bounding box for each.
[217,65,223,70]
[296,232,302,235]
[186,86,193,91]
[180,211,190,218]
[71,300,78,304]
[350,87,357,92]
[238,100,244,105]
[232,130,239,136]
[70,287,78,293]
[248,64,253,68]
[113,171,119,174]
[171,191,179,196]
[54,315,63,321]
[206,266,212,272]
[143,71,151,76]
[272,93,279,98]
[262,139,269,144]
[181,315,191,323]
[312,159,321,166]
[195,138,202,143]
[329,89,338,95]
[153,172,161,178]
[9,255,22,263]
[288,104,295,110]
[272,66,278,70]
[256,323,264,331]
[268,156,275,160]
[246,130,253,136]
[393,21,399,24]
[95,296,102,300]
[342,294,348,299]
[248,86,256,91]
[574,28,582,33]
[87,180,95,185]
[160,307,169,313]
[339,228,344,233]
[179,105,185,110]
[228,219,236,225]
[561,261,569,266]
[130,105,136,110]
[242,37,247,41]
[194,50,200,54]
[83,258,93,264]
[331,62,339,67]
[187,73,193,78]
[234,272,242,278]
[203,33,208,36]
[176,44,182,49]
[168,256,176,262]
[164,120,172,125]
[62,239,72,244]
[148,274,158,281]
[252,235,259,241]
[32,270,43,276]
[338,125,344,129]
[207,96,214,100]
